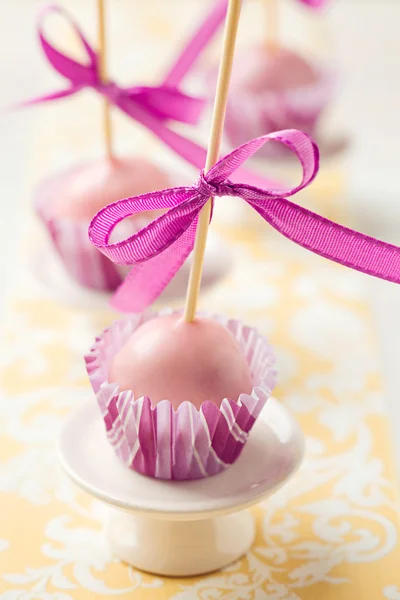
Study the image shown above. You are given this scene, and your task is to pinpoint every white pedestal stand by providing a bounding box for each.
[59,398,304,576]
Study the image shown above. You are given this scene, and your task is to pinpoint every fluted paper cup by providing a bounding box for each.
[222,66,334,159]
[85,309,277,481]
[34,168,151,292]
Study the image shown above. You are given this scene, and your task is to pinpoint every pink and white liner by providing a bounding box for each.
[34,169,145,292]
[85,309,277,481]
[225,66,334,157]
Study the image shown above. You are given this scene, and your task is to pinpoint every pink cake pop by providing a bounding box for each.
[84,0,274,481]
[51,156,169,222]
[237,45,318,93]
[31,2,180,292]
[86,311,275,481]
[35,157,172,291]
[109,313,253,410]
[224,45,332,154]
[219,0,333,155]
[106,1,253,415]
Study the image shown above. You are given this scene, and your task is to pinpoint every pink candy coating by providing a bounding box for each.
[231,46,318,93]
[109,314,254,410]
[49,156,170,221]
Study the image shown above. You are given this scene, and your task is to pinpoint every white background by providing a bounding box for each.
[1,0,400,469]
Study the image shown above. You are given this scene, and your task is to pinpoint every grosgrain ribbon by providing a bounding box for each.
[18,5,205,126]
[18,3,283,189]
[162,0,327,88]
[89,129,400,313]
[163,0,229,88]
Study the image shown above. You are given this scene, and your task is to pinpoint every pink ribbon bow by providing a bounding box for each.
[18,5,205,127]
[89,129,400,313]
[18,2,281,189]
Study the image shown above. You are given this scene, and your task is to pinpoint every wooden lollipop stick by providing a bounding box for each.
[97,0,113,159]
[184,0,242,323]
[265,0,279,53]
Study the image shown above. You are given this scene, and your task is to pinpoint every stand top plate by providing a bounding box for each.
[59,397,304,520]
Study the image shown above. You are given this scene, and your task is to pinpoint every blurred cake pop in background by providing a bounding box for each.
[224,47,333,159]
[25,4,188,292]
[221,0,335,159]
[50,157,169,222]
[34,156,172,292]
[204,0,346,227]
[23,3,233,298]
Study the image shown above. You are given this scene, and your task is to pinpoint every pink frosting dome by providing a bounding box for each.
[49,156,170,221]
[108,314,254,410]
[231,45,318,93]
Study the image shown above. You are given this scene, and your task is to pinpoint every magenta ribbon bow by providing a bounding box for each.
[18,2,279,189]
[16,2,296,192]
[18,5,205,127]
[89,129,400,313]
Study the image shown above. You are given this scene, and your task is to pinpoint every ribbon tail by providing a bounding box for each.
[116,97,283,188]
[117,95,209,169]
[252,198,400,284]
[163,0,228,87]
[125,86,206,125]
[110,221,197,313]
[11,86,80,110]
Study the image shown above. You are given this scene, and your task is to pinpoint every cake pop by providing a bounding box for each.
[86,309,275,481]
[86,0,277,481]
[22,2,211,292]
[49,157,168,223]
[87,0,400,482]
[224,48,332,155]
[222,0,333,156]
[107,0,254,415]
[35,156,171,291]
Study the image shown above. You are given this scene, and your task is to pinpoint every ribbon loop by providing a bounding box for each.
[207,129,319,194]
[195,170,234,199]
[88,129,400,314]
[89,188,205,265]
[38,5,98,86]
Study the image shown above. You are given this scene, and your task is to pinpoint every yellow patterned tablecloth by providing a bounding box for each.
[1,1,400,598]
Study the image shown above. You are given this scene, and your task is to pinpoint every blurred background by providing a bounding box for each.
[1,0,400,467]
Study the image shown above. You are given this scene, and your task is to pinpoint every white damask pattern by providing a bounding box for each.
[384,586,400,600]
[2,245,399,598]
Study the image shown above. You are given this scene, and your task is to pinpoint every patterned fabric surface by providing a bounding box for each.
[1,1,400,598]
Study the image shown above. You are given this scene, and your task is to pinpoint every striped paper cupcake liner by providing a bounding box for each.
[34,168,149,292]
[224,67,335,158]
[85,309,277,481]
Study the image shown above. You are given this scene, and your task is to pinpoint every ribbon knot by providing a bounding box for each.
[196,170,235,199]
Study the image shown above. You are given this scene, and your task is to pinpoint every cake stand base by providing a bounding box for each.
[108,508,255,576]
[59,399,304,577]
